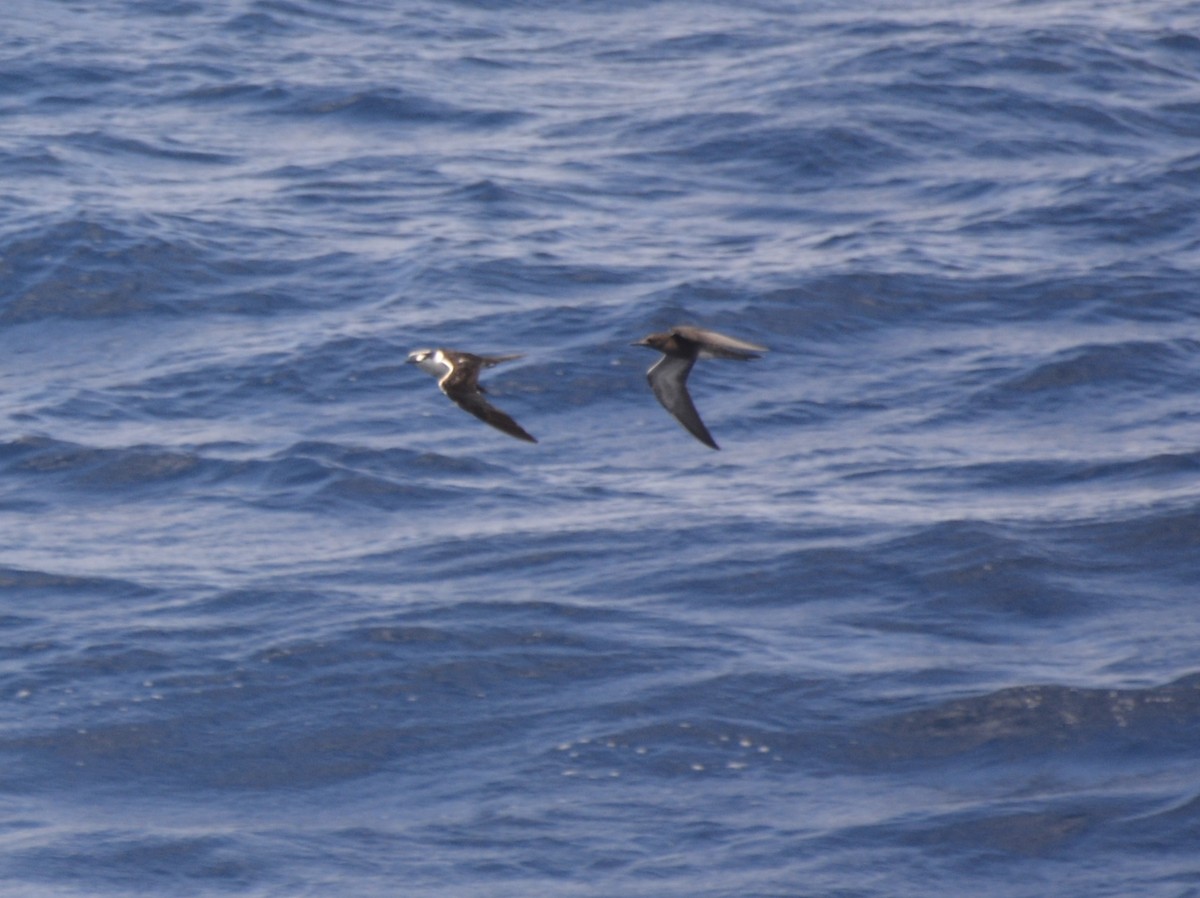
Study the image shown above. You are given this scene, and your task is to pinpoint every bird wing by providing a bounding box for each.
[673,326,767,360]
[477,353,525,366]
[646,354,718,450]
[444,384,537,443]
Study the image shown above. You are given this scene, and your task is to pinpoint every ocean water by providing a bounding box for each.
[3,0,1200,895]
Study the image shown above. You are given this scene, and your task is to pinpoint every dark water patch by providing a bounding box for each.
[8,831,262,894]
[179,79,294,105]
[1048,273,1198,323]
[634,538,909,610]
[0,59,136,100]
[870,520,1095,623]
[283,440,505,479]
[223,0,385,32]
[0,219,185,324]
[113,358,328,421]
[620,111,763,149]
[1156,100,1200,139]
[0,678,412,791]
[0,436,470,510]
[0,565,154,603]
[0,640,216,741]
[244,443,487,511]
[890,799,1109,860]
[0,599,677,792]
[451,178,532,214]
[0,146,65,178]
[1129,790,1200,847]
[1155,32,1200,56]
[398,527,632,586]
[833,20,1194,135]
[0,614,56,665]
[913,450,1200,494]
[264,152,443,185]
[334,616,661,700]
[281,176,425,208]
[604,23,787,64]
[1156,148,1200,190]
[623,120,908,187]
[2,210,382,323]
[627,669,825,733]
[265,84,526,131]
[741,273,1036,341]
[960,170,1200,252]
[405,450,513,477]
[44,332,394,426]
[892,81,1141,153]
[980,339,1198,411]
[195,585,337,617]
[223,10,298,37]
[59,130,238,166]
[305,469,466,511]
[1058,506,1200,581]
[74,644,180,678]
[437,177,606,224]
[0,437,217,497]
[447,254,650,302]
[852,672,1200,767]
[0,213,338,324]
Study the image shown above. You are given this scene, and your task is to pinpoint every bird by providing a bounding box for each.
[407,348,537,443]
[632,325,767,450]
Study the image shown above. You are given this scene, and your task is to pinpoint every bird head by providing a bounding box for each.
[631,332,669,350]
[407,349,448,377]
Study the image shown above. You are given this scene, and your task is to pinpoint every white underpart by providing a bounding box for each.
[431,350,456,390]
[409,348,454,381]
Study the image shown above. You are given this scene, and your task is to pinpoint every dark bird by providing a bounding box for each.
[633,325,767,450]
[407,348,537,443]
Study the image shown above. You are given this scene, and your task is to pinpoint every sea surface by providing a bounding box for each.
[3,1,1200,895]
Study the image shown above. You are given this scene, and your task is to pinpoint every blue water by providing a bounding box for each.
[3,1,1200,895]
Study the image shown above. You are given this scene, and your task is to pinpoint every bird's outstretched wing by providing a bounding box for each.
[438,353,536,443]
[646,354,718,450]
[446,388,538,443]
